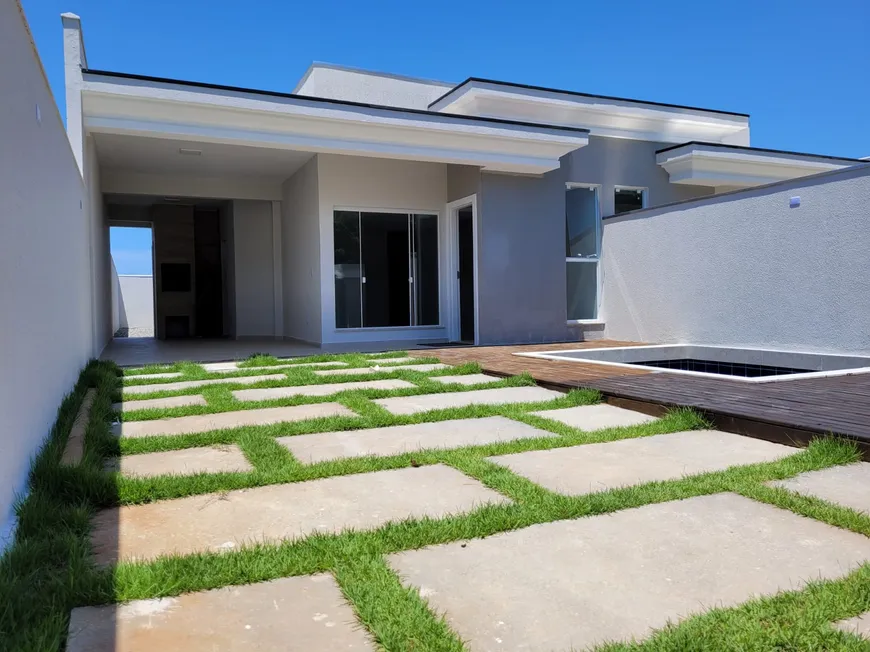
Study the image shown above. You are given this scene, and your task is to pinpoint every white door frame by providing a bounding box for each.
[445,195,479,344]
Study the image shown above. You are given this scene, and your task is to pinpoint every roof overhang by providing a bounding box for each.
[656,142,860,189]
[429,79,750,145]
[80,71,589,175]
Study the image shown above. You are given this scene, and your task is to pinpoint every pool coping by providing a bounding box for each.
[515,345,870,384]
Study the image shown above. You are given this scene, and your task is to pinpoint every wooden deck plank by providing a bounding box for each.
[414,342,870,443]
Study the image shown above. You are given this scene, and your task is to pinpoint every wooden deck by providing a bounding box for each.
[412,341,870,453]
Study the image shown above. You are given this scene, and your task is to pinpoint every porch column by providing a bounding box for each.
[271,200,284,339]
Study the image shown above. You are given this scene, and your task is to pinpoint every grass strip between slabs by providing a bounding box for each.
[3,356,869,652]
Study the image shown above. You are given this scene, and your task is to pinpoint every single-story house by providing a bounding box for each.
[60,14,866,351]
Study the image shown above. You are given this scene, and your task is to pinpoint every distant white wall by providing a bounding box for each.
[600,164,870,353]
[281,157,322,343]
[294,64,452,109]
[0,1,94,547]
[115,276,154,330]
[233,200,276,337]
[316,154,448,344]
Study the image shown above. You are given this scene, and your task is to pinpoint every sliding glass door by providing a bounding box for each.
[334,211,439,329]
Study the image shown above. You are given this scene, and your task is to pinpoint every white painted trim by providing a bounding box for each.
[565,183,601,321]
[80,76,589,174]
[445,195,480,345]
[656,145,853,189]
[271,200,283,339]
[515,345,870,384]
[431,81,751,145]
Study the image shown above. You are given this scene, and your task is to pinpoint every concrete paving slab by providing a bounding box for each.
[106,445,254,477]
[532,404,657,430]
[835,612,870,639]
[278,416,552,463]
[66,574,375,651]
[232,379,415,402]
[113,394,207,413]
[201,361,239,371]
[123,372,183,380]
[431,374,501,386]
[113,403,355,438]
[124,374,286,395]
[388,493,870,651]
[768,462,870,515]
[210,361,349,374]
[365,357,411,364]
[90,464,509,564]
[61,389,96,466]
[488,430,794,496]
[314,363,450,376]
[375,386,563,415]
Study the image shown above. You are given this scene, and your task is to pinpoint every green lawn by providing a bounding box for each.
[1,355,868,651]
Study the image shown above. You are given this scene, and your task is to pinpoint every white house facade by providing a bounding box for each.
[60,14,865,351]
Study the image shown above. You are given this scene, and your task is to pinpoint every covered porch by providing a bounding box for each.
[74,62,587,356]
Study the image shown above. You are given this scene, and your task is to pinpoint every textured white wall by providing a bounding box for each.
[0,1,94,546]
[116,276,154,329]
[600,165,870,353]
[316,154,449,344]
[294,65,452,109]
[281,158,322,343]
[233,200,276,337]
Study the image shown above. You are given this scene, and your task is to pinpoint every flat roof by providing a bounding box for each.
[81,69,591,136]
[656,141,865,163]
[429,77,751,118]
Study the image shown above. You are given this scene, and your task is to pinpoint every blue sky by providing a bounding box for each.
[23,0,870,273]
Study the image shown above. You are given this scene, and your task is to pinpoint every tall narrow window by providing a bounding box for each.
[334,211,439,329]
[565,186,599,320]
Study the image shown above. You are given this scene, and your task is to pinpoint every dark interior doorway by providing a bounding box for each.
[194,208,224,337]
[458,206,475,343]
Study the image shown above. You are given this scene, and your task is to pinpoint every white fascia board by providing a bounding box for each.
[657,146,855,188]
[80,75,588,174]
[431,81,750,145]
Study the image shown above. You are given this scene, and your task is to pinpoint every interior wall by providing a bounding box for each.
[232,200,276,337]
[151,204,196,338]
[316,154,449,344]
[220,203,236,337]
[600,164,870,353]
[281,157,322,343]
[0,0,93,547]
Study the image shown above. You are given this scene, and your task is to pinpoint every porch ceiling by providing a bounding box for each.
[94,133,314,180]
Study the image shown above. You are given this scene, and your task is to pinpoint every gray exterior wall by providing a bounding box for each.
[475,136,713,344]
[600,164,870,353]
[447,165,480,202]
[563,136,713,216]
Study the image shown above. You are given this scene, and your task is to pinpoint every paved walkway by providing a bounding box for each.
[69,353,870,650]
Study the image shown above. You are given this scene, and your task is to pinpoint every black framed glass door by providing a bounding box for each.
[334,211,439,329]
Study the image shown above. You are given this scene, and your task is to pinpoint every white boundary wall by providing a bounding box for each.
[0,2,97,548]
